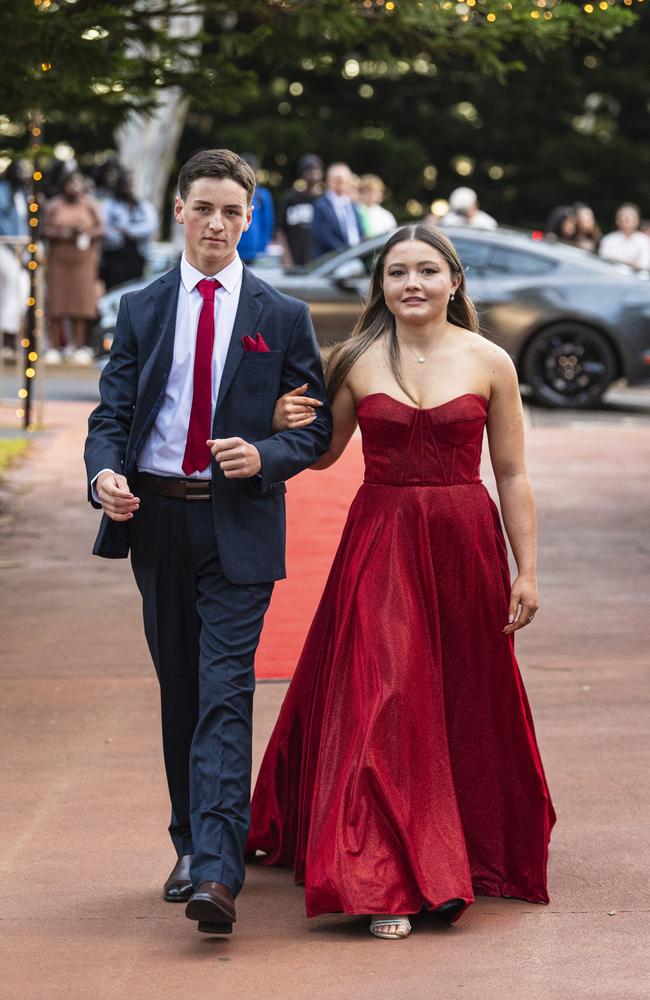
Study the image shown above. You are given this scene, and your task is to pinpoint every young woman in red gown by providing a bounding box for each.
[247,224,555,939]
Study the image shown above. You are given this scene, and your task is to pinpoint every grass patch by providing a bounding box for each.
[0,438,29,474]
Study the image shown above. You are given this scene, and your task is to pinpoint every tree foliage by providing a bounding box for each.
[3,0,634,127]
[1,0,643,230]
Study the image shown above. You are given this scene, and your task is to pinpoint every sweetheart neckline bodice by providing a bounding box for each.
[357,391,489,415]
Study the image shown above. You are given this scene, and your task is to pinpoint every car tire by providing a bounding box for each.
[521,323,618,409]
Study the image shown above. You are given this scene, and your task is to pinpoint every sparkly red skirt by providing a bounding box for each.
[247,478,555,918]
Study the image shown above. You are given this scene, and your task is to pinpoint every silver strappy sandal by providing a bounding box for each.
[369,915,412,939]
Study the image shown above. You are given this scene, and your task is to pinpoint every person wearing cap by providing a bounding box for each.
[441,187,497,230]
[277,154,324,266]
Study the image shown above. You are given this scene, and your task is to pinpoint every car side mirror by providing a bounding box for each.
[332,258,366,287]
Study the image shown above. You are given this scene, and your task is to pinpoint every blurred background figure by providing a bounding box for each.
[441,186,497,229]
[42,157,80,200]
[349,172,361,204]
[42,169,104,364]
[277,153,323,266]
[357,174,396,237]
[573,202,601,252]
[599,202,650,271]
[544,205,577,244]
[0,160,30,359]
[100,170,158,290]
[93,158,124,205]
[237,152,275,263]
[311,162,363,258]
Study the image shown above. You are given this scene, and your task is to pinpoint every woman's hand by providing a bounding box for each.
[502,574,539,634]
[272,384,322,432]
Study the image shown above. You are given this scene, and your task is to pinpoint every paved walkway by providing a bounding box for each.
[1,400,648,1000]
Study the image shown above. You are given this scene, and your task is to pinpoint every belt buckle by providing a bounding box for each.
[185,481,210,500]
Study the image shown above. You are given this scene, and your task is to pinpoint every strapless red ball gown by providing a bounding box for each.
[247,393,555,918]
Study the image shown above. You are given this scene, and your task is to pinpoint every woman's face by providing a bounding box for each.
[64,173,85,198]
[382,239,459,326]
[361,183,383,207]
[561,215,577,238]
[576,206,594,232]
[617,206,639,235]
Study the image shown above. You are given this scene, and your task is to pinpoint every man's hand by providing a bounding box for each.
[96,471,140,521]
[207,438,262,479]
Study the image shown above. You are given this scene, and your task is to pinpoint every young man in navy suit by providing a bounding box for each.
[84,149,331,935]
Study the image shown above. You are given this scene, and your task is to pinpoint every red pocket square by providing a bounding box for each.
[242,333,270,352]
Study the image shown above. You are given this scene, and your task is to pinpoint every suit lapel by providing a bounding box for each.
[147,263,181,383]
[215,266,264,417]
[326,196,345,243]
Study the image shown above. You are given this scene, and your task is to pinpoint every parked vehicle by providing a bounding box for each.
[96,227,650,408]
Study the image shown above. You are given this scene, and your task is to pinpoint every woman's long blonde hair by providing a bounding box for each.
[326,223,480,404]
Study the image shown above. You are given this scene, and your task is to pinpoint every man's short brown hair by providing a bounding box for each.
[178,149,256,203]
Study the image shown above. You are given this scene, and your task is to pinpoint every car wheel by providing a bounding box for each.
[522,323,618,409]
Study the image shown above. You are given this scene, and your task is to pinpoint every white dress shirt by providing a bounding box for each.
[599,230,650,271]
[441,210,498,230]
[137,253,244,479]
[92,252,244,498]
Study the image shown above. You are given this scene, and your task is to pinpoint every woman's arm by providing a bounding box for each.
[485,347,539,634]
[310,382,357,469]
[271,380,357,469]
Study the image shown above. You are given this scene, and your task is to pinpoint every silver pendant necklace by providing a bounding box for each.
[398,339,437,365]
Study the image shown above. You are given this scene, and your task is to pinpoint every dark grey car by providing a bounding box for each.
[253,227,650,408]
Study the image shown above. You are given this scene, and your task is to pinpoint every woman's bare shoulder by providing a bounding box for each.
[456,328,515,372]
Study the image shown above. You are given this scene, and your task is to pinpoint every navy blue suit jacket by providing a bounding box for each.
[84,263,332,584]
[311,195,364,259]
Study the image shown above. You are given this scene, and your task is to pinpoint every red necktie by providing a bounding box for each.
[182,278,221,476]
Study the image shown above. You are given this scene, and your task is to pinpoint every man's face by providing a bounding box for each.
[175,176,252,272]
[617,206,639,236]
[327,166,350,197]
[303,165,323,187]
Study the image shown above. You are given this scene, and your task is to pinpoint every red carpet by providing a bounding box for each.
[255,437,364,679]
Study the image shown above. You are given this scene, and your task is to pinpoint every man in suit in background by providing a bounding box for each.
[311,161,364,258]
[84,149,331,936]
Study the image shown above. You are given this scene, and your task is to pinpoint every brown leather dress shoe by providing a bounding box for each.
[163,854,194,903]
[185,881,236,934]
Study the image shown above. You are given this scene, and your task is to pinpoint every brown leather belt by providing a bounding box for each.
[135,472,212,500]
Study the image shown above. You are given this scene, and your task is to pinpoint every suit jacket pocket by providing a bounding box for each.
[245,477,286,498]
[240,350,283,362]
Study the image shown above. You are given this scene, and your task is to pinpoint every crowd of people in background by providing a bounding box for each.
[0,156,158,364]
[1,149,650,365]
[544,200,650,269]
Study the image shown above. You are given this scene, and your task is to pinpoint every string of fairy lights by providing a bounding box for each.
[357,0,644,15]
[16,0,51,432]
[15,118,45,433]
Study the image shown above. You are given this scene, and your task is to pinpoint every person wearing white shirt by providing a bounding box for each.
[84,149,331,936]
[440,187,498,230]
[136,253,243,479]
[599,203,650,271]
[357,174,397,237]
